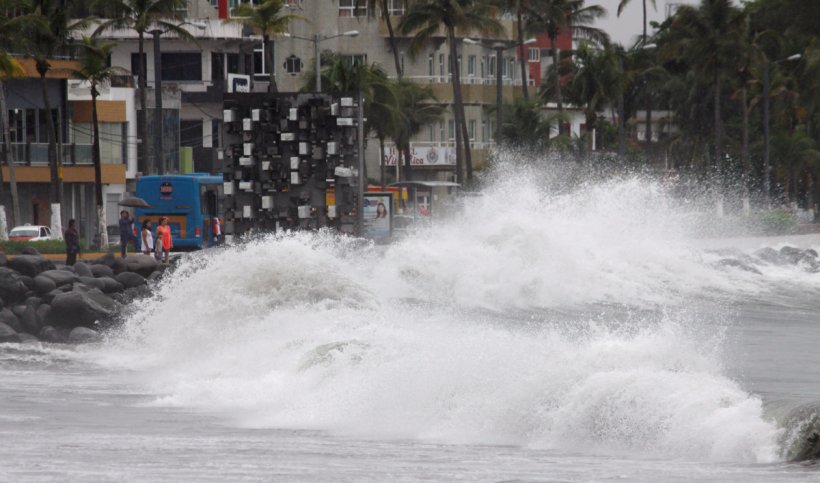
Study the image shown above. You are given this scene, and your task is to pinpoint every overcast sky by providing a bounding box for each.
[593,0,700,47]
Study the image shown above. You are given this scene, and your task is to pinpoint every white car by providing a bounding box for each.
[8,225,55,242]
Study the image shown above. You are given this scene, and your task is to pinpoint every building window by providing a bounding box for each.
[284,54,302,75]
[8,109,22,142]
[338,0,366,17]
[130,52,147,80]
[253,42,273,78]
[343,54,367,67]
[469,120,476,141]
[180,119,203,148]
[386,0,404,15]
[481,120,488,142]
[448,119,455,141]
[227,53,240,74]
[161,52,202,81]
[488,55,496,78]
[428,53,433,76]
[439,121,444,142]
[211,119,222,148]
[528,47,540,62]
[438,54,445,78]
[480,56,485,78]
[211,52,224,83]
[467,55,476,77]
[429,124,434,141]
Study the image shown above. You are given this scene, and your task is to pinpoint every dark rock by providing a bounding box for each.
[0,321,19,343]
[124,254,159,277]
[68,327,101,343]
[40,269,79,287]
[121,285,152,303]
[111,258,127,275]
[0,268,30,304]
[17,332,38,343]
[35,304,52,328]
[20,246,41,256]
[89,264,114,278]
[98,277,124,294]
[0,252,7,266]
[780,246,803,264]
[755,247,783,265]
[12,304,38,334]
[804,249,819,259]
[96,252,117,267]
[19,275,34,291]
[147,271,162,282]
[0,308,21,332]
[77,276,106,292]
[32,275,57,295]
[7,255,55,277]
[38,325,65,343]
[50,291,116,328]
[60,266,75,273]
[717,258,763,274]
[73,262,93,278]
[41,289,61,305]
[24,296,42,309]
[115,271,146,289]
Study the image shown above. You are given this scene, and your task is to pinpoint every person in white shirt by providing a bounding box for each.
[141,219,154,255]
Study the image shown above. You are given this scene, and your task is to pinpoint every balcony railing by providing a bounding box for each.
[6,143,99,165]
[402,75,525,86]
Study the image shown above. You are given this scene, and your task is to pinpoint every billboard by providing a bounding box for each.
[382,145,455,166]
[363,192,393,240]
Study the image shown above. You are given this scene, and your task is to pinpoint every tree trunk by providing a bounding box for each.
[0,81,20,226]
[448,27,472,182]
[645,92,652,146]
[379,136,385,188]
[381,0,402,78]
[714,73,722,177]
[642,0,647,44]
[92,85,108,247]
[516,0,529,100]
[403,142,413,182]
[266,35,277,92]
[39,71,62,236]
[551,35,562,113]
[741,88,750,198]
[138,31,149,174]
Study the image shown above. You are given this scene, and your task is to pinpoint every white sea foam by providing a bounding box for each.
[99,160,820,463]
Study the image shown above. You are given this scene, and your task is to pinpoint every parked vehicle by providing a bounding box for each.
[8,225,55,241]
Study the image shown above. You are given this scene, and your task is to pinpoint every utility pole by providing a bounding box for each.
[152,29,164,174]
[356,90,365,237]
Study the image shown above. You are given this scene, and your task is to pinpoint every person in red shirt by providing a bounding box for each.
[155,216,173,263]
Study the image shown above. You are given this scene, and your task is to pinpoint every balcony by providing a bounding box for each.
[402,75,525,104]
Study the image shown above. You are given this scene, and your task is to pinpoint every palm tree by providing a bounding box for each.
[663,0,744,176]
[525,0,608,113]
[19,0,90,230]
[498,98,556,148]
[357,0,406,78]
[93,0,191,175]
[398,0,503,184]
[499,0,530,99]
[391,79,444,182]
[71,36,126,247]
[230,0,302,92]
[616,0,656,45]
[562,41,619,150]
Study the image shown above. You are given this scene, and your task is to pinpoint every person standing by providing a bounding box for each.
[118,210,134,258]
[64,219,80,266]
[212,216,222,247]
[155,216,173,263]
[141,220,154,256]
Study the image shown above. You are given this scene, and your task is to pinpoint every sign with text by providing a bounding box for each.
[382,145,455,167]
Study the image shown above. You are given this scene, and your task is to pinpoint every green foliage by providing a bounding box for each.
[745,209,797,235]
[0,239,87,255]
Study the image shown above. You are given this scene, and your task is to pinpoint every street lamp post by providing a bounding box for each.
[763,53,801,202]
[285,31,360,92]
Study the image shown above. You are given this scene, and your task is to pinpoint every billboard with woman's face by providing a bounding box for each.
[363,193,392,240]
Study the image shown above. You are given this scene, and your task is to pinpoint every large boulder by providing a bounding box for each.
[35,304,52,328]
[96,252,117,267]
[50,291,116,328]
[123,255,159,278]
[111,258,127,275]
[38,325,65,343]
[0,308,21,332]
[41,289,62,305]
[18,275,35,292]
[12,304,38,334]
[7,255,55,278]
[89,264,114,278]
[0,252,7,266]
[73,262,93,278]
[40,270,79,287]
[68,327,101,343]
[0,268,29,304]
[97,277,124,294]
[77,276,107,292]
[32,275,57,295]
[0,321,19,343]
[780,246,803,264]
[20,246,41,256]
[115,271,146,289]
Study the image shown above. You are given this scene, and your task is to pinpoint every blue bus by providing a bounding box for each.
[134,173,223,250]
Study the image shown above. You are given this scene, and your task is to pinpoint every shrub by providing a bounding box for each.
[0,239,91,255]
[744,209,797,235]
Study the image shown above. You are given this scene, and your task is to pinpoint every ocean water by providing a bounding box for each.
[2,161,820,482]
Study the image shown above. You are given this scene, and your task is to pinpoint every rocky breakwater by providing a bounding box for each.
[0,251,166,344]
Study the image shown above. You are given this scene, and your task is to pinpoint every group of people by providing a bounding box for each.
[119,211,172,263]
